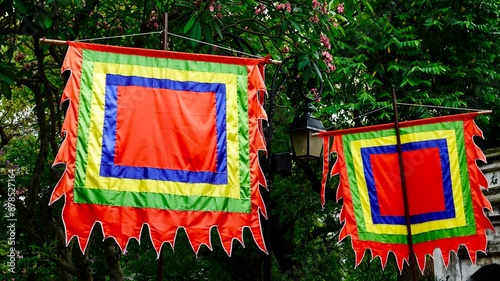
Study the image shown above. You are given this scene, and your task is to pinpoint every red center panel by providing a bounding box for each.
[114,86,218,172]
[371,148,446,216]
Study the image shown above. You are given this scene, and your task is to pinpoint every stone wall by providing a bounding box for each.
[434,147,500,281]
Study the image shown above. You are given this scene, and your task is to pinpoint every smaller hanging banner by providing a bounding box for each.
[319,113,494,271]
[51,42,270,256]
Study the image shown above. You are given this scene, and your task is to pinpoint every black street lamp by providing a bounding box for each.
[262,55,326,281]
[288,103,325,161]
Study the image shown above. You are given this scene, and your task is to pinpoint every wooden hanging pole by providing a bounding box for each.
[162,12,168,51]
[156,13,169,281]
[391,89,418,281]
[39,38,67,46]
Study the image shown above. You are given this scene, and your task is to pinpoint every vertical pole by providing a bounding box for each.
[162,13,168,50]
[157,13,168,281]
[391,89,418,281]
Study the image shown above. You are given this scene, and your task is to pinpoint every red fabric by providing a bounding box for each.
[69,41,269,66]
[114,87,217,171]
[372,149,446,216]
[319,112,479,137]
[51,42,270,257]
[320,115,493,272]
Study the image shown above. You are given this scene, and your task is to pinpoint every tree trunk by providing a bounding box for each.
[103,238,124,281]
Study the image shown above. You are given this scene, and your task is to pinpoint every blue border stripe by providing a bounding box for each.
[361,139,455,225]
[100,74,228,184]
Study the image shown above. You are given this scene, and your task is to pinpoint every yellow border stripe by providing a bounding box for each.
[83,62,240,198]
[350,130,466,235]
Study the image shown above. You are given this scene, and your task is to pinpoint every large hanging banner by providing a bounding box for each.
[318,113,494,271]
[51,42,269,255]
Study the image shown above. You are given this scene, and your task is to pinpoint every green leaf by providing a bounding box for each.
[289,20,304,33]
[303,65,312,82]
[1,80,12,99]
[190,19,201,46]
[281,20,288,32]
[14,0,30,14]
[38,13,53,29]
[312,61,323,82]
[202,24,214,44]
[183,17,196,34]
[297,55,310,71]
[0,72,14,85]
[361,0,374,13]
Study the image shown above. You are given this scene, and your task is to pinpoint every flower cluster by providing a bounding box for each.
[145,10,160,29]
[337,3,345,14]
[312,0,328,14]
[276,2,292,12]
[209,3,223,19]
[331,18,339,28]
[255,3,267,15]
[320,34,331,50]
[322,51,336,73]
[309,15,319,23]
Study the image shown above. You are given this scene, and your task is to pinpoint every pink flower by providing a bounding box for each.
[209,5,214,12]
[310,15,319,23]
[277,2,292,12]
[320,34,331,50]
[282,46,290,53]
[327,62,336,72]
[255,3,266,15]
[312,0,320,9]
[320,2,328,14]
[337,3,344,14]
[322,51,335,72]
[322,51,333,63]
[217,12,223,19]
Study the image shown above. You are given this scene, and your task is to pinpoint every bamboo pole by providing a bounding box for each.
[39,38,67,46]
[162,13,168,51]
[312,110,492,137]
[391,89,418,281]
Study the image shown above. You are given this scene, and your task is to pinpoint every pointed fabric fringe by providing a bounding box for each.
[319,113,494,272]
[51,42,269,256]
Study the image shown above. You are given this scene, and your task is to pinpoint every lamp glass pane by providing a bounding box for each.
[291,130,309,157]
[308,131,323,158]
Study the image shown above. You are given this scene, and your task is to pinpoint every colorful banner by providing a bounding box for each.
[51,42,269,255]
[319,113,494,271]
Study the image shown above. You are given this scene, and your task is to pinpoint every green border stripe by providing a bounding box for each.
[74,187,251,213]
[342,121,476,243]
[73,49,254,208]
[358,224,477,244]
[237,73,250,200]
[74,60,95,188]
[84,49,248,75]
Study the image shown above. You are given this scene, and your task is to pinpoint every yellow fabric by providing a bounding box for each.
[350,130,466,235]
[83,62,241,198]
